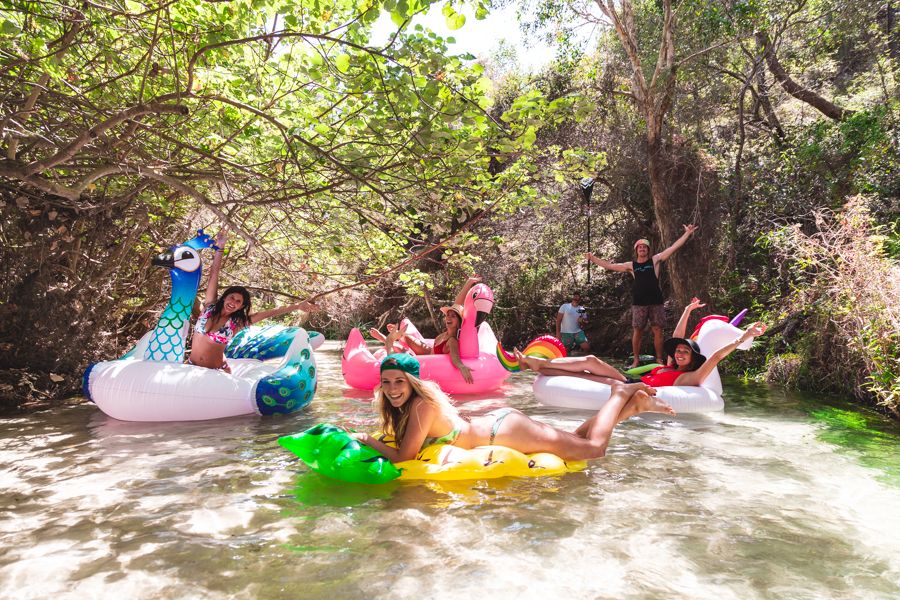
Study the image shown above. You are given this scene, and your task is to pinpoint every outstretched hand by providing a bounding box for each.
[465,275,483,287]
[686,297,706,311]
[215,228,229,249]
[744,322,767,339]
[683,224,698,236]
[385,325,404,346]
[297,300,320,313]
[584,252,595,261]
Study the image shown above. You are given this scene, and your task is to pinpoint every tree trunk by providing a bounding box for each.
[756,31,853,121]
[755,68,786,139]
[595,0,713,312]
[646,140,711,311]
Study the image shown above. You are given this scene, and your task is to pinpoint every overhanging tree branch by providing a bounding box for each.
[23,102,189,175]
[756,31,853,121]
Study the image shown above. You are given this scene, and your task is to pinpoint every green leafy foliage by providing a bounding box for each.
[0,0,580,409]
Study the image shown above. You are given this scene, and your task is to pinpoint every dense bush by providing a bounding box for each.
[757,197,899,416]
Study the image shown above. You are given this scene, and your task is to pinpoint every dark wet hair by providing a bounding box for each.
[209,286,252,329]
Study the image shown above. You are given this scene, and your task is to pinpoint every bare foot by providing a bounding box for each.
[512,348,527,369]
[634,382,657,396]
[513,348,541,372]
[614,381,657,396]
[629,361,640,369]
[632,390,675,416]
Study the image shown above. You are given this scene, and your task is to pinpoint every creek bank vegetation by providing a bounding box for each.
[1,0,897,417]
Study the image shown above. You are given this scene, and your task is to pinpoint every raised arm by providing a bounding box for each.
[655,224,698,262]
[585,252,632,273]
[673,297,706,339]
[384,326,407,354]
[674,322,767,387]
[453,275,482,306]
[387,321,430,355]
[401,335,432,355]
[203,229,228,306]
[352,398,439,463]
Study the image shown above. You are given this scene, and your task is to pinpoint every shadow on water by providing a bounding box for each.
[289,471,398,507]
[805,403,900,486]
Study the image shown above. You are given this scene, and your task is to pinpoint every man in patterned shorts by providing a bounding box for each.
[585,224,697,367]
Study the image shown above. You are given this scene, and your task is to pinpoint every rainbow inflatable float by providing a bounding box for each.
[83,231,320,422]
[496,335,568,371]
[341,284,511,395]
[528,318,753,413]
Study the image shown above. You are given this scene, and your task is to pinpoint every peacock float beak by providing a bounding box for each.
[151,250,175,268]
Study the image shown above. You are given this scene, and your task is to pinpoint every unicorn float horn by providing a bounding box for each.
[729,309,749,327]
[497,335,568,372]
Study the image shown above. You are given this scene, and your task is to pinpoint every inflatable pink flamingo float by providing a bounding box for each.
[341,284,510,394]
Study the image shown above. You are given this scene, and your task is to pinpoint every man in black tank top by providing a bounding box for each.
[585,224,698,368]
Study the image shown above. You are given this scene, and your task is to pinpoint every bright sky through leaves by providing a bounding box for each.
[371,3,555,72]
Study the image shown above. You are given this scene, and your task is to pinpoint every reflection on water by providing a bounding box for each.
[2,341,900,599]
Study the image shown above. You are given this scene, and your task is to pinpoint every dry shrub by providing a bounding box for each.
[768,196,900,415]
[765,353,804,387]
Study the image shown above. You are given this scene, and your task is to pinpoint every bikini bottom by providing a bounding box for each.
[487,408,516,445]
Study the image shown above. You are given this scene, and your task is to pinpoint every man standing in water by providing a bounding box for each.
[585,224,698,368]
[556,292,590,353]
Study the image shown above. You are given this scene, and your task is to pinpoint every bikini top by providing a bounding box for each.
[422,414,466,448]
[193,305,239,346]
[433,331,458,355]
[640,366,684,387]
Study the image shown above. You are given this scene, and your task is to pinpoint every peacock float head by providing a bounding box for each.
[151,230,217,273]
[143,230,218,362]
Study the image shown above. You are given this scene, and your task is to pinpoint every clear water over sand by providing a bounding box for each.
[2,341,899,599]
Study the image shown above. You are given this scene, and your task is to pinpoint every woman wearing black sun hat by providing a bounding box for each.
[515,297,767,388]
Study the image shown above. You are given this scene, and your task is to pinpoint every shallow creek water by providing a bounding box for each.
[2,341,899,599]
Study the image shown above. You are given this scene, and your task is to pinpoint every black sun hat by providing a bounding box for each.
[663,337,707,370]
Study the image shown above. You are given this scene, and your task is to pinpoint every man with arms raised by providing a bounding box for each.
[586,224,698,368]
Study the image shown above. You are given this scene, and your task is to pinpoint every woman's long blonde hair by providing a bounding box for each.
[374,371,456,442]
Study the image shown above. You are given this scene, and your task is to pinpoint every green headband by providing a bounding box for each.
[380,353,420,378]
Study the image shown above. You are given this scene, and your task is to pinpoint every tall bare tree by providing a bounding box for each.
[592,0,712,306]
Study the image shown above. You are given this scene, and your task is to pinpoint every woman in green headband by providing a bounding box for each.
[347,353,676,463]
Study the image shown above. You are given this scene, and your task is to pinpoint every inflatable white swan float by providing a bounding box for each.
[82,231,321,421]
[533,318,754,413]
